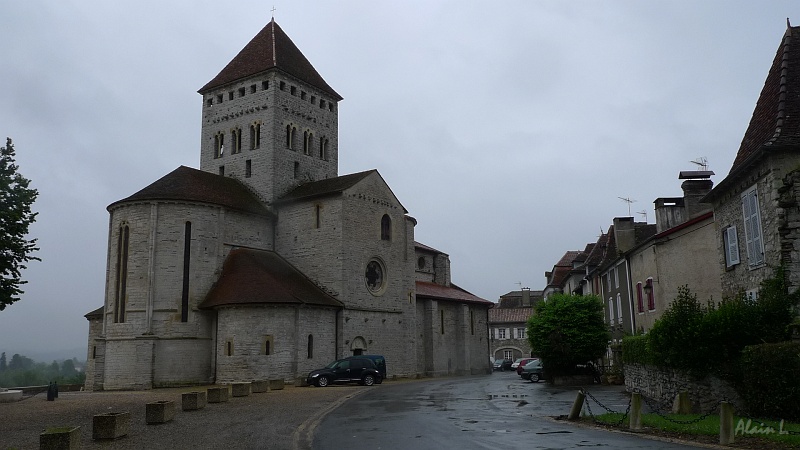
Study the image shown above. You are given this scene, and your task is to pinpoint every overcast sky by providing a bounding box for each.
[1,1,797,360]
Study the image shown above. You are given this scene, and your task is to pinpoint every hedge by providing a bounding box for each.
[738,341,800,421]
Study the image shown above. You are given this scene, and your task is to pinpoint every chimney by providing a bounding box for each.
[681,178,713,219]
[613,217,636,253]
[654,197,685,233]
[521,287,531,306]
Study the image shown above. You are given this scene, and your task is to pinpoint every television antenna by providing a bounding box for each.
[636,210,648,222]
[690,157,709,171]
[618,197,636,216]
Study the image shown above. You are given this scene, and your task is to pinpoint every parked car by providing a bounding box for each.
[307,357,382,387]
[515,358,539,375]
[345,355,386,382]
[520,359,544,382]
[510,358,525,370]
[492,358,513,371]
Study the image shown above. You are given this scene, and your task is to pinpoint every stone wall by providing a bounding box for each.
[624,363,744,414]
[778,168,800,293]
[199,71,339,204]
[215,305,338,382]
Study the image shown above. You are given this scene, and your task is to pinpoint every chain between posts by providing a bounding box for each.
[581,388,800,435]
[582,388,631,427]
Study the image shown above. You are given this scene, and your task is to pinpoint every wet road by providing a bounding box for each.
[313,371,701,449]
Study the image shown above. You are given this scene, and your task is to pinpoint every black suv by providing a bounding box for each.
[307,357,382,387]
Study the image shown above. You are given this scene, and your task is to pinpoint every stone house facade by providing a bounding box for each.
[488,289,542,361]
[84,19,491,390]
[704,22,800,297]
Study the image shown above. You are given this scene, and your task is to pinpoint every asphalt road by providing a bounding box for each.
[313,371,703,449]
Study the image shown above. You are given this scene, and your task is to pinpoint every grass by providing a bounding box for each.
[589,412,800,447]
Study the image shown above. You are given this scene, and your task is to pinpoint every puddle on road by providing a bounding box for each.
[487,394,529,399]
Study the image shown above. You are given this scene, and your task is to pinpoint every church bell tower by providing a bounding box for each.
[197,19,342,205]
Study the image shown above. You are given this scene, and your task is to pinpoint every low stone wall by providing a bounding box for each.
[624,363,745,414]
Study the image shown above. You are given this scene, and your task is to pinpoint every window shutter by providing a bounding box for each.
[724,226,740,266]
[742,189,764,266]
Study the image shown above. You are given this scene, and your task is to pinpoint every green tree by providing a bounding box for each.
[0,352,6,371]
[0,137,39,310]
[527,294,609,374]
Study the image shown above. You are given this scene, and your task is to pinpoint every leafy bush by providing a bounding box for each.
[527,294,609,375]
[621,334,654,365]
[643,270,799,377]
[738,342,800,421]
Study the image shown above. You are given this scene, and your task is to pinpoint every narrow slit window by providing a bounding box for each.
[307,334,314,359]
[245,160,252,178]
[114,224,130,323]
[381,214,391,240]
[181,221,191,322]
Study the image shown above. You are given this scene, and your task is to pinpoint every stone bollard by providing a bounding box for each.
[231,382,252,397]
[568,390,585,421]
[719,401,735,445]
[672,391,692,414]
[46,382,55,402]
[629,392,642,431]
[40,426,80,450]
[268,379,285,391]
[92,411,130,440]
[207,386,230,403]
[251,380,269,393]
[146,400,175,424]
[182,391,207,411]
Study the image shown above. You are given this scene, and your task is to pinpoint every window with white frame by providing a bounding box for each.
[515,327,526,339]
[503,350,513,360]
[723,226,740,268]
[608,299,615,325]
[497,328,506,339]
[616,293,623,324]
[742,186,765,267]
[614,266,619,289]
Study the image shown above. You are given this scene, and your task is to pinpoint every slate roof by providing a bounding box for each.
[415,281,492,306]
[199,249,343,309]
[546,250,583,288]
[488,307,533,324]
[199,19,342,100]
[108,166,270,217]
[84,306,104,319]
[729,24,800,174]
[277,170,375,203]
[414,241,445,254]
[277,169,408,213]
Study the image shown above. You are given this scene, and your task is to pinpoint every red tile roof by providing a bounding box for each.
[488,307,533,324]
[416,281,492,305]
[109,166,270,217]
[199,249,343,309]
[729,24,800,174]
[199,19,342,100]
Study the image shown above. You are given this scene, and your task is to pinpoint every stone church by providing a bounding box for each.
[83,19,492,390]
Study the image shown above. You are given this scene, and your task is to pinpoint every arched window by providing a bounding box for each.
[319,138,328,160]
[307,334,314,359]
[307,132,314,155]
[303,131,310,155]
[286,125,297,150]
[249,124,257,150]
[381,214,391,240]
[231,128,242,154]
[214,132,225,158]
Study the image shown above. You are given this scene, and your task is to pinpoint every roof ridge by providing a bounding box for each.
[766,26,792,146]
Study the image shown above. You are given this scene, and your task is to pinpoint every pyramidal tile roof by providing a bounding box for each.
[199,248,343,309]
[199,19,342,100]
[729,23,800,174]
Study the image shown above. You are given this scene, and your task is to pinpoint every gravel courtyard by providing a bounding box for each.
[0,383,366,450]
